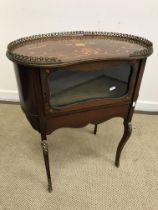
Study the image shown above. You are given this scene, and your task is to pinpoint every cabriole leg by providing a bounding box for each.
[41,134,52,192]
[94,124,98,135]
[115,119,132,167]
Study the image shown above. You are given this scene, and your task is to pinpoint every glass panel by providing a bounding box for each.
[48,63,132,109]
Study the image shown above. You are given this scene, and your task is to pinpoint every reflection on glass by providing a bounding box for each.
[48,64,131,108]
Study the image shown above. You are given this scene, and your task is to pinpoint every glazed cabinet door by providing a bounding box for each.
[40,60,139,116]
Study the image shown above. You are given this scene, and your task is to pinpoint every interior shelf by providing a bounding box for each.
[50,75,128,108]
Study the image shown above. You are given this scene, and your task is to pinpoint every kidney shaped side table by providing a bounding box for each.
[6,31,153,192]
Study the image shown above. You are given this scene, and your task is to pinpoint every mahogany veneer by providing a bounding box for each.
[6,31,153,192]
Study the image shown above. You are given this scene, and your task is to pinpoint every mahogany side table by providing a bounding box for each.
[6,31,153,192]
